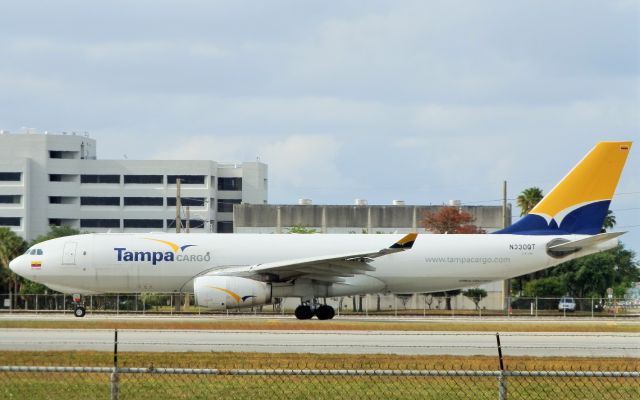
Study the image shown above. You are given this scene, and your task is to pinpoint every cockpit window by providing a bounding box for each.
[29,249,37,255]
[36,249,43,255]
[27,249,43,255]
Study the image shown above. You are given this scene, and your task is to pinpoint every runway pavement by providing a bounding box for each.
[1,328,638,357]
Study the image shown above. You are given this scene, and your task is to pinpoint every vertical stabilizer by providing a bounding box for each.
[496,141,632,235]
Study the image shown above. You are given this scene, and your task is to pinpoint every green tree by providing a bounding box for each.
[31,225,81,245]
[522,244,638,298]
[523,277,566,297]
[0,228,27,293]
[463,288,488,310]
[602,210,616,231]
[430,289,462,310]
[516,187,544,216]
[287,225,317,234]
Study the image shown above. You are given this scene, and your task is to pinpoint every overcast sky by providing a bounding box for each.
[1,1,638,249]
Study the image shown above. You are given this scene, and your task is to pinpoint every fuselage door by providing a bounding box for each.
[62,242,77,265]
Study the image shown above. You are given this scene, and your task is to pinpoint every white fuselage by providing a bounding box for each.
[9,232,618,296]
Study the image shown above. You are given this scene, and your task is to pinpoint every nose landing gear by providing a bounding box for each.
[72,294,86,318]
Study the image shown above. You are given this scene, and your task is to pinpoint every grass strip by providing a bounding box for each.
[2,351,638,399]
[2,351,639,371]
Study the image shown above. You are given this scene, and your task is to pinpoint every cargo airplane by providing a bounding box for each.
[9,141,632,319]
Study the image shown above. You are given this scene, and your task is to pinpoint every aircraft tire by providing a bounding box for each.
[294,305,314,320]
[74,306,86,318]
[315,305,335,320]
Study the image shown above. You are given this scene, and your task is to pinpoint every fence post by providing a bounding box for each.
[394,296,397,317]
[35,294,38,314]
[498,371,508,400]
[111,329,119,400]
[496,333,507,399]
[365,296,368,317]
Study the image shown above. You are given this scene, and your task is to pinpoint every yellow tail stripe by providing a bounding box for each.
[531,141,632,218]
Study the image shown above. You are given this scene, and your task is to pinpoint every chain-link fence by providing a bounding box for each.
[1,365,638,399]
[1,330,639,399]
[1,292,638,317]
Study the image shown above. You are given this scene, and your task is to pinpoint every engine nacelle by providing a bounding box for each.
[194,276,271,310]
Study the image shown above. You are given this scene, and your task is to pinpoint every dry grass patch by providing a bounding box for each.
[0,318,638,332]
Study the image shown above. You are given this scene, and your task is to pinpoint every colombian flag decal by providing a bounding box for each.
[31,261,42,269]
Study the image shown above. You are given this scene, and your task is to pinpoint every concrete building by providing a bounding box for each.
[234,201,512,311]
[0,130,267,240]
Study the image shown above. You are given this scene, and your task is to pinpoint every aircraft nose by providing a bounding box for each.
[9,256,23,274]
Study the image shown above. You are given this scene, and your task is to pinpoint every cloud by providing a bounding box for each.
[0,1,638,247]
[153,134,347,201]
[262,135,346,191]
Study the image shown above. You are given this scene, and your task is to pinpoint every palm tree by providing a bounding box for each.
[602,210,616,231]
[516,187,544,216]
[0,227,27,294]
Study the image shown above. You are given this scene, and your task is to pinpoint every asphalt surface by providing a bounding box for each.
[1,328,638,357]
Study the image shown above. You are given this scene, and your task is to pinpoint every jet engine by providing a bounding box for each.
[194,276,271,310]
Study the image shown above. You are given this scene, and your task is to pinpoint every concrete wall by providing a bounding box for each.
[234,204,511,233]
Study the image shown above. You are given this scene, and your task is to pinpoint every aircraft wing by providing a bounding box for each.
[548,232,625,252]
[209,233,417,283]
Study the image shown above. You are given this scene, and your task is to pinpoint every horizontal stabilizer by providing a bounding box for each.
[548,232,625,252]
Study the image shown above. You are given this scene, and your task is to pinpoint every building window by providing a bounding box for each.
[0,172,21,181]
[166,219,205,229]
[124,197,163,206]
[218,177,242,191]
[124,175,163,184]
[167,175,205,185]
[49,174,77,182]
[81,174,120,184]
[49,150,78,159]
[217,199,241,212]
[217,221,234,233]
[81,219,120,228]
[0,217,20,227]
[49,196,76,204]
[0,195,20,204]
[123,219,163,228]
[48,218,76,227]
[81,197,120,206]
[167,197,205,207]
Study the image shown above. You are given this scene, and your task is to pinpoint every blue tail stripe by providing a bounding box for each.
[494,200,610,235]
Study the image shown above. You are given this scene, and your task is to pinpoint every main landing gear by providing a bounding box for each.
[72,294,86,318]
[294,302,335,320]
